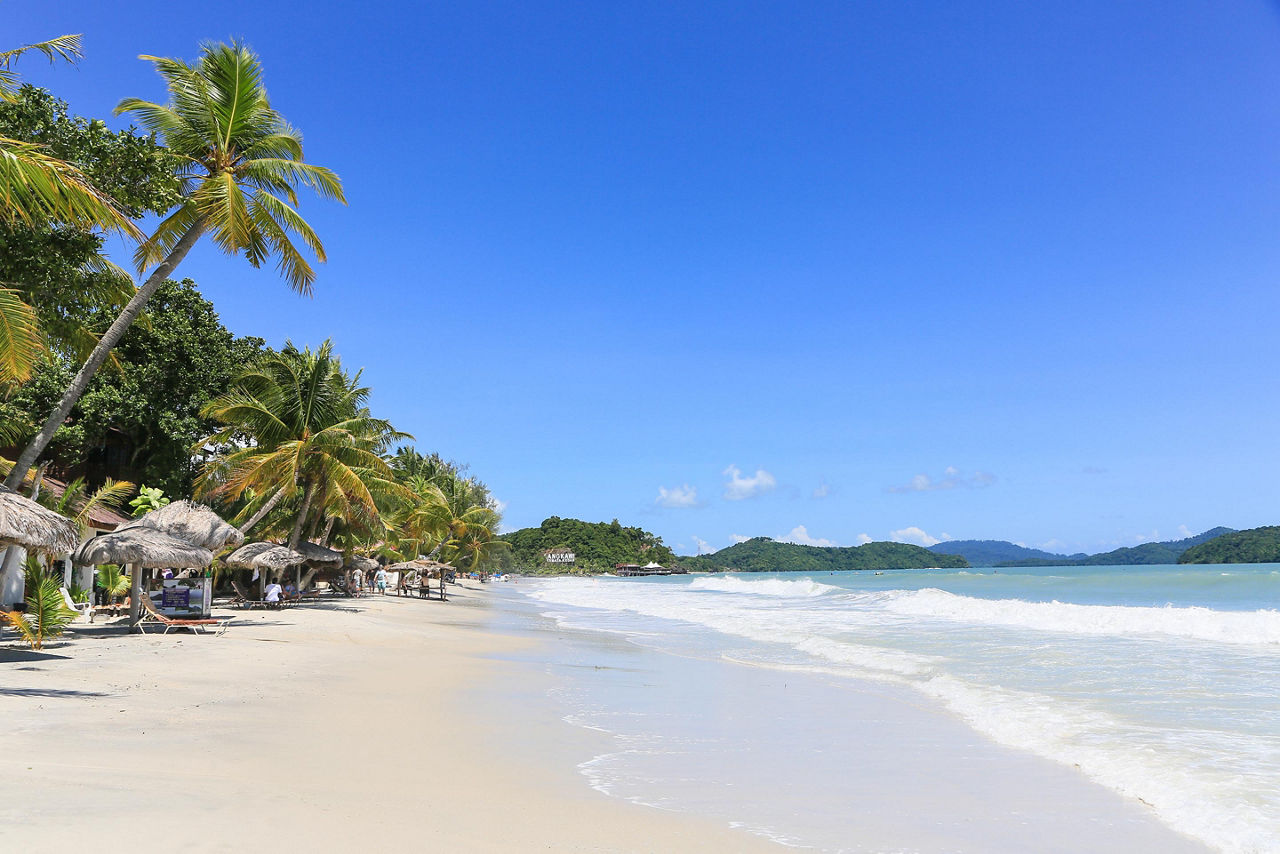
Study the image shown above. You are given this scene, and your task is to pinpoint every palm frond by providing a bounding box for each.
[0,286,42,383]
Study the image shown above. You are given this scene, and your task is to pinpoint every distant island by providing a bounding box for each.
[496,520,969,574]
[495,520,1268,575]
[680,537,968,573]
[928,528,1234,567]
[1178,526,1280,564]
[927,540,1085,567]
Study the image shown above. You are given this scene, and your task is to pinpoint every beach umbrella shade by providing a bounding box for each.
[121,500,244,551]
[346,556,378,573]
[0,485,80,555]
[74,528,214,630]
[294,541,342,568]
[224,542,307,572]
[75,528,214,570]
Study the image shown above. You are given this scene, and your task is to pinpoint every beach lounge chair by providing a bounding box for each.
[230,579,268,609]
[60,586,94,623]
[139,595,232,635]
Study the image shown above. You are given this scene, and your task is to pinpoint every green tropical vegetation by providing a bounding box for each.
[682,537,968,573]
[5,40,344,493]
[496,517,677,574]
[0,35,502,621]
[4,558,77,649]
[1178,527,1280,564]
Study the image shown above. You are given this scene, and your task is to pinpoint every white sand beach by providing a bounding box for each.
[1,584,774,853]
[2,583,1209,853]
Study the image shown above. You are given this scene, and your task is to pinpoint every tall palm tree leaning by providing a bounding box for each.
[2,40,344,492]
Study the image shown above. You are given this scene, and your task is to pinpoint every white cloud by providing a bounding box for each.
[487,496,507,513]
[1177,524,1193,539]
[779,525,837,548]
[723,465,777,500]
[655,484,700,508]
[812,482,832,499]
[692,535,716,555]
[890,526,944,547]
[887,467,996,493]
[856,533,873,545]
[730,534,751,544]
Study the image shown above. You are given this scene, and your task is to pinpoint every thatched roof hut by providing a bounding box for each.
[121,500,244,551]
[74,528,214,569]
[0,485,80,555]
[346,556,379,573]
[295,541,342,568]
[224,542,307,572]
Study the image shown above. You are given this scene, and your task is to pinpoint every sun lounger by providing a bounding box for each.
[230,579,268,609]
[139,595,232,635]
[60,587,94,623]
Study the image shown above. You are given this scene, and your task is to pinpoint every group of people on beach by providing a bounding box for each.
[347,566,388,597]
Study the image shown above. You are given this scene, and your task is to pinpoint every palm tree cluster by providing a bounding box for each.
[0,35,503,605]
[194,344,504,576]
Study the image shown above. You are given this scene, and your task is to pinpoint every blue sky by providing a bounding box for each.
[9,1,1280,555]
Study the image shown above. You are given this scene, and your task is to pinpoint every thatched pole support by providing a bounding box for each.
[128,562,142,631]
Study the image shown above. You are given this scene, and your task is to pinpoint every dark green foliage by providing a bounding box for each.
[1179,527,1280,564]
[2,279,269,495]
[682,537,968,572]
[997,527,1234,567]
[928,540,1078,567]
[500,517,676,573]
[0,86,179,354]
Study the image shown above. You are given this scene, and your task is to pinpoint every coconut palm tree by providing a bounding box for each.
[195,341,409,549]
[0,35,141,385]
[3,40,344,491]
[39,476,135,532]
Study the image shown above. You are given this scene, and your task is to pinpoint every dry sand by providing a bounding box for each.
[0,584,775,853]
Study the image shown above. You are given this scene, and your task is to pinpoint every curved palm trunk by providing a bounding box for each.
[287,478,317,551]
[2,220,206,491]
[239,485,285,535]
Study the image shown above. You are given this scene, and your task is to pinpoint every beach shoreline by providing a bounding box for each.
[0,583,775,853]
[3,580,1211,853]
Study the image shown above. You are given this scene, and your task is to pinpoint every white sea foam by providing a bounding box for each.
[688,575,840,597]
[526,573,1280,851]
[884,587,1280,645]
[918,675,1278,853]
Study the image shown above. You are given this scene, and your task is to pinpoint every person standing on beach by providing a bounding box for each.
[351,567,364,598]
[375,567,387,595]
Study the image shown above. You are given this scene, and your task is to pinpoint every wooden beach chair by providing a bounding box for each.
[139,595,232,635]
[230,579,268,609]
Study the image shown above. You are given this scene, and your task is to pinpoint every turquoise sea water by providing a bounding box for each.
[519,565,1280,853]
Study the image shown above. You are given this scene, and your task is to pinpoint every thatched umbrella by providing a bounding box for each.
[74,528,214,629]
[121,500,244,551]
[224,542,306,572]
[294,541,342,568]
[347,556,379,573]
[0,485,81,609]
[0,485,80,554]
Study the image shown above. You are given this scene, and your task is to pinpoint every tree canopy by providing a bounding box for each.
[682,537,969,573]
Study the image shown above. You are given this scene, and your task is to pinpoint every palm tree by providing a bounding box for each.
[196,341,409,550]
[0,35,140,385]
[3,40,344,492]
[39,476,136,536]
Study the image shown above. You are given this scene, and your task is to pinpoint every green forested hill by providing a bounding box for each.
[499,517,676,572]
[1179,527,1280,564]
[928,539,1076,567]
[681,537,968,572]
[997,527,1234,567]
